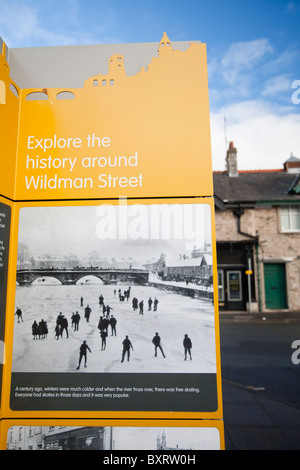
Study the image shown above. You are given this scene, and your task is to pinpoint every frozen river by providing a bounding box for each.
[12,279,217,375]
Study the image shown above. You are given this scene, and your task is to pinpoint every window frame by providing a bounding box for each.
[280,205,300,233]
[227,270,242,302]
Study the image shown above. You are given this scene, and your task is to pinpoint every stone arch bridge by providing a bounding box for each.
[16,268,149,286]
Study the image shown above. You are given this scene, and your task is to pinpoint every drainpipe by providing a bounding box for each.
[233,206,258,243]
[233,206,262,312]
[256,243,262,312]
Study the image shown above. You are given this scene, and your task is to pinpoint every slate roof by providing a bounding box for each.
[213,170,300,206]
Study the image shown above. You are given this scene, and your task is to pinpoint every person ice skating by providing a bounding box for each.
[54,324,61,340]
[153,298,159,311]
[105,305,113,318]
[152,332,165,358]
[109,315,117,336]
[60,316,69,338]
[84,304,91,322]
[98,316,109,333]
[15,307,23,323]
[183,334,192,360]
[148,297,153,311]
[121,335,133,362]
[139,300,144,315]
[80,296,83,307]
[100,329,107,350]
[32,320,39,339]
[132,297,138,311]
[72,311,81,331]
[99,294,104,306]
[76,340,91,369]
[38,319,48,339]
[56,312,68,338]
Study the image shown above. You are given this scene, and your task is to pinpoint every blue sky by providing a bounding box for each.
[0,0,299,171]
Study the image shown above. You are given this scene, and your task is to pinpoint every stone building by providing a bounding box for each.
[6,425,112,450]
[213,142,300,312]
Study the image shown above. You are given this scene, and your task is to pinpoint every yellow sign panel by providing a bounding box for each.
[0,34,223,447]
[0,42,19,200]
[1,197,222,421]
[2,33,212,201]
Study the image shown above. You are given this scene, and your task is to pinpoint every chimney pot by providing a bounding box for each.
[226,142,239,177]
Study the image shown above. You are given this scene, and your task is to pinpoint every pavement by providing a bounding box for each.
[219,310,300,450]
[219,309,300,323]
[222,379,300,450]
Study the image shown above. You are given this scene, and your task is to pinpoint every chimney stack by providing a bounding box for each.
[226,141,238,177]
[284,154,300,174]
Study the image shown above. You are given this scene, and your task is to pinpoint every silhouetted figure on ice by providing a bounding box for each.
[54,324,61,340]
[152,332,165,358]
[183,334,192,360]
[72,311,81,331]
[84,305,91,322]
[110,315,117,336]
[100,329,108,350]
[38,319,48,339]
[15,307,23,323]
[121,335,133,362]
[76,341,92,369]
[32,321,39,339]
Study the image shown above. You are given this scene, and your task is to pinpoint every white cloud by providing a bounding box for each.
[210,100,300,171]
[0,0,100,47]
[220,38,273,86]
[207,37,300,172]
[262,74,292,96]
[285,1,300,14]
[208,38,280,109]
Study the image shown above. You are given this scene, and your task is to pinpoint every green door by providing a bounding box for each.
[264,263,287,309]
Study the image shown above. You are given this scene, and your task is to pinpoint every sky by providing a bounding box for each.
[0,0,299,171]
[18,203,212,259]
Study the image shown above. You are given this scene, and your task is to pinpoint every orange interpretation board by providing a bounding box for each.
[0,34,224,451]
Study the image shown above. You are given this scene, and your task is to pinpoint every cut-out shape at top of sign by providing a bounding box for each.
[1,34,213,201]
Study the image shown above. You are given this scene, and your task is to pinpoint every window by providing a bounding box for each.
[280,206,300,232]
[227,271,242,301]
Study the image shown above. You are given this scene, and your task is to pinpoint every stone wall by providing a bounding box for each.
[215,206,300,311]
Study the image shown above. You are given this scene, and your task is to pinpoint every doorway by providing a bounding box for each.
[218,268,246,310]
[264,263,288,309]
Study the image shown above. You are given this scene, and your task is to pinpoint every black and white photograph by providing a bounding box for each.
[10,201,219,412]
[6,424,221,450]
